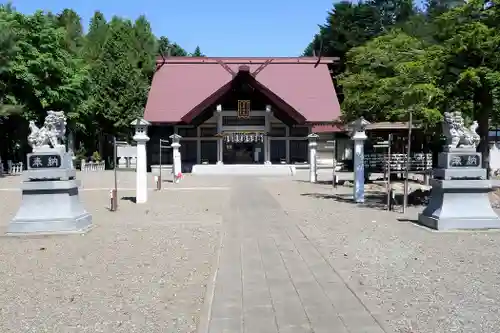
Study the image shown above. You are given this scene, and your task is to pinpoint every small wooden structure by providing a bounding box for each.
[364,122,432,174]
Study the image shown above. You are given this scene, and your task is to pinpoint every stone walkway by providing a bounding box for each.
[207,178,385,333]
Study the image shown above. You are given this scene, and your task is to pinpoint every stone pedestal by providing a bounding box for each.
[132,119,150,204]
[349,118,370,203]
[172,143,181,183]
[170,134,182,183]
[8,149,92,235]
[418,148,500,230]
[135,141,148,203]
[353,139,366,203]
[307,134,318,183]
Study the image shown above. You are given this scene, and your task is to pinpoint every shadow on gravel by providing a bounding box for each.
[301,192,390,211]
[397,218,420,224]
[295,180,334,186]
[0,174,22,178]
[121,196,137,203]
[295,180,355,186]
[396,218,438,231]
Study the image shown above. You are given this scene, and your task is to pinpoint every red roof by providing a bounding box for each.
[144,57,342,123]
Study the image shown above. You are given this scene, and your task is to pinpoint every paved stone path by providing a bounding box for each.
[207,178,386,333]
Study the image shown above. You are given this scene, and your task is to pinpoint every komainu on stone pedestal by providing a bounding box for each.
[7,111,93,235]
[418,111,500,230]
[442,111,480,151]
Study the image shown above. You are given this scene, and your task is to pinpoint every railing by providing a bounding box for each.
[117,144,137,169]
[117,156,137,169]
[7,160,23,175]
[81,160,105,172]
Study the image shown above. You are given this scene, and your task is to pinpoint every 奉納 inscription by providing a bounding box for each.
[28,154,62,169]
[449,154,480,168]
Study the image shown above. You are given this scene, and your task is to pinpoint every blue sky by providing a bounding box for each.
[11,0,333,57]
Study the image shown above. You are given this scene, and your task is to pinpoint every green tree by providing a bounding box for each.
[133,15,157,77]
[428,0,500,168]
[304,0,418,106]
[303,1,381,59]
[7,10,89,119]
[191,45,204,57]
[0,7,89,160]
[157,36,187,56]
[426,0,465,18]
[0,4,22,119]
[83,11,109,63]
[0,5,195,161]
[339,31,443,126]
[84,17,152,141]
[56,9,84,54]
[304,0,417,60]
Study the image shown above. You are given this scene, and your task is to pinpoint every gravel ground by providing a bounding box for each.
[3,170,500,333]
[266,174,500,333]
[0,172,227,333]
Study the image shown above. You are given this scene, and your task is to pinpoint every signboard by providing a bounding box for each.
[237,100,251,119]
[449,154,481,168]
[28,154,62,169]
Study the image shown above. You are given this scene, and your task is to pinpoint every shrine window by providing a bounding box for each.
[200,126,217,137]
[177,127,197,137]
[269,126,286,137]
[289,126,309,137]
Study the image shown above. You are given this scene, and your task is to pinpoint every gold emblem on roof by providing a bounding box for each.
[237,100,251,119]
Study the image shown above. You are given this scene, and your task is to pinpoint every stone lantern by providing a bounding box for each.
[131,118,150,203]
[169,133,182,183]
[348,117,370,203]
[307,133,319,183]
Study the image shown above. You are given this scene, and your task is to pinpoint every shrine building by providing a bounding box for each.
[143,57,342,171]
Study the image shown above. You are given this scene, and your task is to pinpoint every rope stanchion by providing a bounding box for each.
[110,189,117,211]
[155,175,161,190]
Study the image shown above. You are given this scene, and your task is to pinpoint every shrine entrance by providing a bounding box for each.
[222,132,265,164]
[224,142,265,164]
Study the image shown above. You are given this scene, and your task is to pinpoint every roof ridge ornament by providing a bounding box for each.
[313,36,324,68]
[251,59,274,77]
[215,59,236,77]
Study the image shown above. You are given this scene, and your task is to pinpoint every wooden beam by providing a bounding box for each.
[251,59,273,77]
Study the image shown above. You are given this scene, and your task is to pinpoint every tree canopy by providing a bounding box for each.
[0,4,193,160]
[2,0,499,165]
[304,0,500,166]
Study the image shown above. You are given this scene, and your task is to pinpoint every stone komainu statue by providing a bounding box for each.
[28,110,67,150]
[442,111,480,150]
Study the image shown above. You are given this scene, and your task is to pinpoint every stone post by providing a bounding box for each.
[264,105,272,165]
[349,118,370,203]
[67,130,75,169]
[131,119,150,204]
[170,134,182,183]
[307,133,319,183]
[216,104,224,165]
